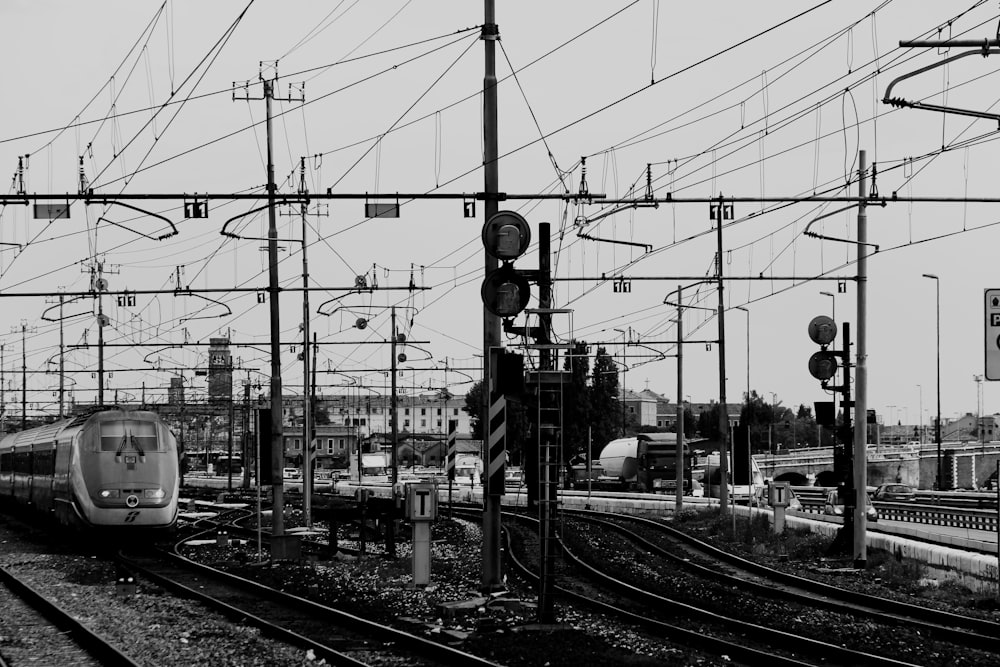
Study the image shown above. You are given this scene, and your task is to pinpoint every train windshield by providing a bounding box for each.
[646,452,678,468]
[98,420,161,453]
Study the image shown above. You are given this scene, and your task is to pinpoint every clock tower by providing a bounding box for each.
[207,338,232,404]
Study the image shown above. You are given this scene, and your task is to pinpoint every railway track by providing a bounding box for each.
[0,564,141,667]
[118,526,501,667]
[567,507,1000,651]
[494,508,992,667]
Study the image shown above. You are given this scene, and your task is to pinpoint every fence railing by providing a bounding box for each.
[792,486,999,533]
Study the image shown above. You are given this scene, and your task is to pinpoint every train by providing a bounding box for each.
[0,408,180,530]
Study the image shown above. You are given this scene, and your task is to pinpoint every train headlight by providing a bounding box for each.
[143,489,165,499]
[99,489,120,498]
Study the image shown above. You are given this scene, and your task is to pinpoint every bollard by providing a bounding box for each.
[328,518,338,557]
[115,575,136,597]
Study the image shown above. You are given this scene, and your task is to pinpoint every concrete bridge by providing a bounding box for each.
[755,442,1000,490]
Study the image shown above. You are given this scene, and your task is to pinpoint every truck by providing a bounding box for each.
[348,451,391,482]
[597,433,699,494]
[700,452,764,502]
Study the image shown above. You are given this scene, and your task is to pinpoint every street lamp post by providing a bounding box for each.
[917,385,923,445]
[614,328,628,437]
[923,273,941,490]
[734,306,750,530]
[974,374,984,456]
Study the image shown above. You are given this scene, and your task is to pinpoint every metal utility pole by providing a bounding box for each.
[922,273,941,489]
[264,78,286,540]
[96,268,105,406]
[0,344,5,435]
[536,223,558,624]
[480,0,503,591]
[82,260,117,406]
[298,158,314,529]
[16,322,35,430]
[389,306,399,558]
[233,70,302,546]
[853,149,869,567]
[243,379,252,489]
[714,194,730,513]
[44,293,67,418]
[675,285,685,513]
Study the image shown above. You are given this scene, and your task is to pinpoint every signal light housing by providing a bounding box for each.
[482,211,531,261]
[481,210,533,318]
[481,264,531,318]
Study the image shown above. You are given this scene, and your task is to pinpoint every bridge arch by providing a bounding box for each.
[814,470,841,487]
[774,471,810,486]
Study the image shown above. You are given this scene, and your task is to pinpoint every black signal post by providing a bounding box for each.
[807,315,855,550]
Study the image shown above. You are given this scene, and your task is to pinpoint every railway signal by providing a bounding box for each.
[481,211,531,318]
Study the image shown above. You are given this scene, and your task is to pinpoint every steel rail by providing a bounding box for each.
[0,565,142,667]
[568,509,1000,653]
[499,509,924,667]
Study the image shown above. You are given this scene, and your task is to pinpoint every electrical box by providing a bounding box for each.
[406,482,438,521]
[769,481,791,508]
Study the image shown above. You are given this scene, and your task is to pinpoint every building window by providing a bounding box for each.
[421,408,427,415]
[421,419,426,427]
[453,408,459,416]
[436,408,442,416]
[293,439,301,450]
[405,408,410,415]
[404,419,410,428]
[437,420,442,428]
[360,418,367,426]
[338,439,345,450]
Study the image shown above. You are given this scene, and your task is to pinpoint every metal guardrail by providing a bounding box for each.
[875,503,999,533]
[791,486,999,533]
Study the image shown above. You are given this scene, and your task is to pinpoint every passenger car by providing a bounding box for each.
[283,467,302,479]
[871,483,915,502]
[983,471,998,491]
[0,408,179,529]
[824,488,878,522]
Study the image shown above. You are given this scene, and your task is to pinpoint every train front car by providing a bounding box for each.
[73,410,180,529]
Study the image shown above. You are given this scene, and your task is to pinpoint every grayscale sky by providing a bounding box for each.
[2,1,999,429]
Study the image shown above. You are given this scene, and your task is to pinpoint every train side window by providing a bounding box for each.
[13,451,31,473]
[0,451,11,471]
[32,449,55,475]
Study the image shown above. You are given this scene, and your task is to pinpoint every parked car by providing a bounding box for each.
[983,471,998,491]
[824,488,878,522]
[872,483,915,502]
[283,467,302,479]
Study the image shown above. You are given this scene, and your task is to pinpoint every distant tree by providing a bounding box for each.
[313,405,330,425]
[589,347,621,449]
[767,401,819,449]
[562,341,592,459]
[463,381,485,439]
[683,405,698,439]
[696,401,722,442]
[462,379,530,464]
[738,390,782,454]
